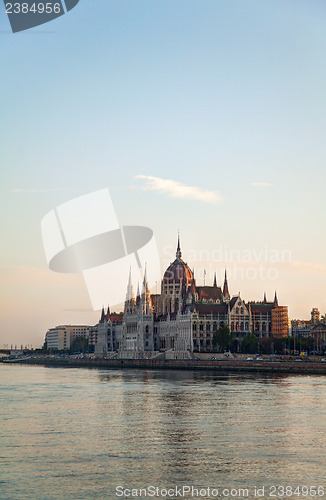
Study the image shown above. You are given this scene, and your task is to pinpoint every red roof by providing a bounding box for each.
[109,313,123,323]
[163,257,193,285]
[196,286,222,301]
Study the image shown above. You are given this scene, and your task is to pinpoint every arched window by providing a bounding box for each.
[236,307,239,315]
[206,323,211,331]
[200,323,204,331]
[193,323,197,331]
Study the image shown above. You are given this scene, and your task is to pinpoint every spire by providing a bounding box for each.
[263,292,267,304]
[126,268,135,302]
[274,291,278,306]
[213,272,217,288]
[223,269,229,297]
[186,271,196,304]
[141,264,152,314]
[100,306,105,323]
[136,282,140,306]
[142,263,149,295]
[189,271,196,293]
[176,231,182,259]
[106,305,110,317]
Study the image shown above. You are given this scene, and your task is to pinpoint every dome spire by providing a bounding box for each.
[176,231,182,259]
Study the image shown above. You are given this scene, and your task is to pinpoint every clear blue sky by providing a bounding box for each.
[1,0,326,346]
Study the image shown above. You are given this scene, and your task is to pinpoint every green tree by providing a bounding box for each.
[213,325,234,352]
[259,337,273,354]
[70,336,89,354]
[241,333,259,354]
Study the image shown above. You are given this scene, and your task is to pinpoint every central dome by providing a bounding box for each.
[163,236,193,285]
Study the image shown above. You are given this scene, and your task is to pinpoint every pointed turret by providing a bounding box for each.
[136,282,141,307]
[176,231,182,260]
[186,272,196,305]
[141,264,152,314]
[125,268,135,313]
[126,268,135,302]
[142,264,149,295]
[274,291,278,306]
[263,292,267,304]
[100,306,105,323]
[213,272,217,288]
[223,269,230,299]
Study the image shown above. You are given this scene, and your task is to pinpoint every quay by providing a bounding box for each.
[4,356,326,375]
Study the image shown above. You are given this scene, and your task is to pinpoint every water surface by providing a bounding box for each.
[0,365,325,499]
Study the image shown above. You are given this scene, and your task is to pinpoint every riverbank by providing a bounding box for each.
[4,356,326,374]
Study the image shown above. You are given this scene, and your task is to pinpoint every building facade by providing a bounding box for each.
[110,237,289,358]
[46,237,289,357]
[45,325,93,351]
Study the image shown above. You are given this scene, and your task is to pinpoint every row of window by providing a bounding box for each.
[193,322,225,332]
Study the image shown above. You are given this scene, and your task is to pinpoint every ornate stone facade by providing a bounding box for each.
[95,236,288,357]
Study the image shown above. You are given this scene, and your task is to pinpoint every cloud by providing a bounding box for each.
[11,188,73,193]
[135,175,222,205]
[251,182,274,187]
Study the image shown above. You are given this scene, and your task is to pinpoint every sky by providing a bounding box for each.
[1,0,326,347]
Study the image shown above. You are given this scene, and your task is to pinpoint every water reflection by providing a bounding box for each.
[0,365,326,500]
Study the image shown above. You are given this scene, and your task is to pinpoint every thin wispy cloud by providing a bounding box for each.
[135,175,222,205]
[251,182,274,188]
[11,188,73,193]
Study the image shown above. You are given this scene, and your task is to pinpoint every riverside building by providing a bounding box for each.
[95,236,289,359]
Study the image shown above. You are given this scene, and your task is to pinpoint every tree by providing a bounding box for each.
[70,336,89,354]
[273,337,284,354]
[241,333,258,354]
[213,326,234,352]
[259,337,273,354]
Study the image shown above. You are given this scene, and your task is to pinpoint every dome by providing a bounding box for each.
[163,236,193,285]
[163,258,193,285]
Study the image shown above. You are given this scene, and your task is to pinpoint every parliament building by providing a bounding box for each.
[95,237,289,359]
